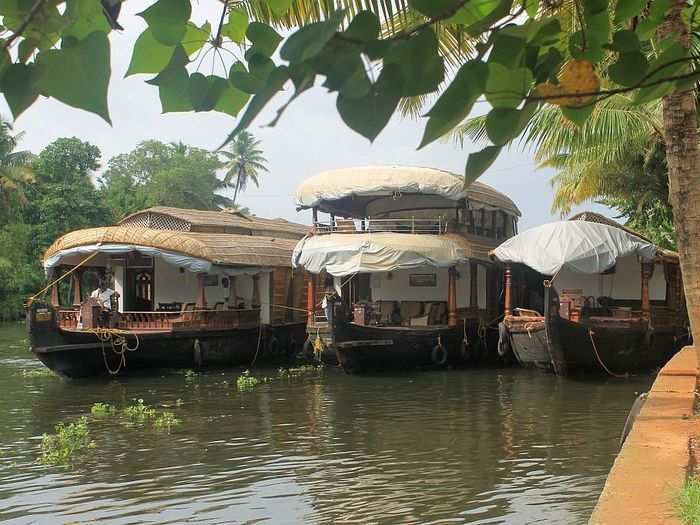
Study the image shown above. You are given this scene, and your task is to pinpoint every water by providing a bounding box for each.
[0,322,653,524]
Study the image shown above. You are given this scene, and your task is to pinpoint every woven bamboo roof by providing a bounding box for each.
[44,227,299,268]
[119,206,310,239]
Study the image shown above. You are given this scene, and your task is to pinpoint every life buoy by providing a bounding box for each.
[431,343,448,366]
[460,338,470,361]
[193,338,203,367]
[267,335,280,355]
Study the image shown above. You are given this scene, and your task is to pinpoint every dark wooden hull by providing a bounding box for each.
[27,304,306,378]
[503,287,685,376]
[332,320,496,373]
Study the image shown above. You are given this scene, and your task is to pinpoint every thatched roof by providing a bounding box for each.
[44,227,299,268]
[119,206,310,239]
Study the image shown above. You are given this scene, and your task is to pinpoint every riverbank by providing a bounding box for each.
[590,346,698,524]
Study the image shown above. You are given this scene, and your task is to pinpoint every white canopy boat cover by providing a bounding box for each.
[292,233,481,276]
[491,221,659,276]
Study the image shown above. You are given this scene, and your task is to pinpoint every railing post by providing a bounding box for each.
[470,261,478,309]
[307,274,316,326]
[71,269,82,306]
[641,262,653,319]
[196,273,207,309]
[50,268,60,307]
[412,216,415,234]
[228,275,237,308]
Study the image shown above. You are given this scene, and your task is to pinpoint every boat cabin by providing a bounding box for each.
[41,207,311,333]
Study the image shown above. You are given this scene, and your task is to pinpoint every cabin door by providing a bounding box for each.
[125,269,154,311]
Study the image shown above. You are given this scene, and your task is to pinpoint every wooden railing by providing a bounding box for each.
[58,309,79,329]
[315,216,446,235]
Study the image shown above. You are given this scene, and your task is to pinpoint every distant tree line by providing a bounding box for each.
[0,123,267,320]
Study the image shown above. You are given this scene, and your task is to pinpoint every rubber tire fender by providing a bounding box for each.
[431,343,448,366]
[497,321,511,357]
[267,335,280,355]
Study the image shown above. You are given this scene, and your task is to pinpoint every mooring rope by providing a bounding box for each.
[27,251,100,306]
[588,328,627,378]
[250,322,264,368]
[88,328,140,375]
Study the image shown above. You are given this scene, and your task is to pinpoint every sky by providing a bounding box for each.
[1,2,613,230]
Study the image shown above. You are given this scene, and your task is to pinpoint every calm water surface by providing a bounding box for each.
[0,322,653,524]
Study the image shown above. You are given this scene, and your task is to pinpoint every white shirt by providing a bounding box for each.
[91,288,114,310]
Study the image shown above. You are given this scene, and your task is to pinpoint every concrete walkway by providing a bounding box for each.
[590,346,698,524]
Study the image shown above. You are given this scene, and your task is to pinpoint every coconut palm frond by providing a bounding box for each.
[218,130,268,205]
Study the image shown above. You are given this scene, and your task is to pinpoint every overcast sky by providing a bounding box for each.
[2,2,613,230]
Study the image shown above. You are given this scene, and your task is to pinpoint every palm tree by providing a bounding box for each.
[219,131,268,205]
[0,117,34,221]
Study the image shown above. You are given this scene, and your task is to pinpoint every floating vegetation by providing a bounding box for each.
[278,365,323,378]
[153,411,181,433]
[122,399,156,421]
[20,367,56,378]
[183,369,198,382]
[90,402,116,417]
[175,398,184,407]
[237,370,260,390]
[38,417,95,467]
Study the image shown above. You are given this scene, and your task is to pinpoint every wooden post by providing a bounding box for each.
[641,262,653,319]
[71,270,82,306]
[469,261,478,309]
[307,274,316,326]
[228,276,237,308]
[196,274,207,309]
[312,207,318,228]
[504,265,513,317]
[448,266,457,327]
[50,268,60,307]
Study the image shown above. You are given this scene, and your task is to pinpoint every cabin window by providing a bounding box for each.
[495,212,505,239]
[134,271,153,310]
[203,274,219,286]
[483,210,494,237]
[409,273,437,287]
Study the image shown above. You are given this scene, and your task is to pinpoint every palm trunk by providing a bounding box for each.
[661,0,700,343]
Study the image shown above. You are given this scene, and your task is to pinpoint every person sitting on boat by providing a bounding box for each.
[390,302,402,325]
[90,280,115,311]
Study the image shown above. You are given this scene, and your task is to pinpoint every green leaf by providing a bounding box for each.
[419,60,487,148]
[127,28,176,76]
[584,10,609,47]
[408,0,463,17]
[485,108,521,145]
[147,46,192,112]
[63,0,112,41]
[610,30,640,53]
[451,0,513,35]
[280,9,345,63]
[569,31,605,62]
[139,0,191,46]
[383,28,444,97]
[344,11,380,42]
[614,0,646,23]
[633,42,687,104]
[221,7,248,44]
[489,32,526,68]
[182,21,210,56]
[36,31,111,123]
[1,63,40,118]
[337,65,402,142]
[230,56,275,94]
[524,0,538,18]
[465,145,502,183]
[560,105,593,127]
[485,63,532,109]
[221,66,290,148]
[189,73,229,112]
[265,0,293,16]
[608,51,648,87]
[635,0,672,39]
[215,83,249,117]
[245,22,282,60]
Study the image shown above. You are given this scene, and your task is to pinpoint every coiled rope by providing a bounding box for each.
[588,328,627,378]
[88,328,140,375]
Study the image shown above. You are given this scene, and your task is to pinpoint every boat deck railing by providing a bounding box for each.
[314,216,446,235]
[58,308,261,331]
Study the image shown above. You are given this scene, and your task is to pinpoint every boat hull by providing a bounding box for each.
[332,320,496,373]
[27,304,306,378]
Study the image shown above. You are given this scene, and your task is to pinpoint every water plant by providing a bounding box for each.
[153,411,181,433]
[678,476,700,525]
[278,365,323,378]
[183,369,197,382]
[175,398,184,407]
[20,367,56,378]
[122,399,156,422]
[38,417,95,467]
[237,370,259,390]
[90,402,116,417]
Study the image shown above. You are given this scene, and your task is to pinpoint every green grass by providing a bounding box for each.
[90,402,116,417]
[153,411,181,433]
[38,417,95,466]
[122,399,156,421]
[237,370,260,390]
[678,476,700,524]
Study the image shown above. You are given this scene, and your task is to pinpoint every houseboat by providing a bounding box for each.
[493,212,689,376]
[26,207,311,378]
[291,166,521,373]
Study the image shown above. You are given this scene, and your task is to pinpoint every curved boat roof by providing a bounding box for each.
[292,232,499,276]
[491,221,662,276]
[44,226,298,270]
[295,165,521,217]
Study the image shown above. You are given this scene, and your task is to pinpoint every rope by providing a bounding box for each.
[462,317,469,346]
[250,322,264,368]
[588,328,627,378]
[27,251,100,306]
[87,328,140,375]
